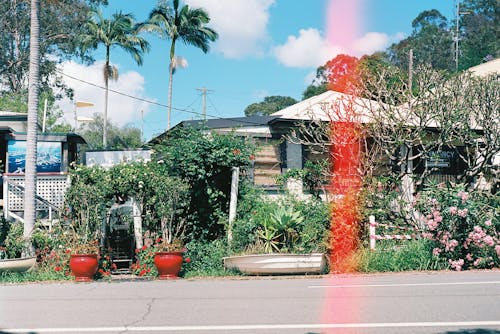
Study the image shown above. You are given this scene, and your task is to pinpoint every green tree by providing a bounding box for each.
[139,0,218,130]
[244,96,297,116]
[459,0,499,70]
[80,9,149,148]
[0,0,107,96]
[152,126,255,241]
[302,54,359,99]
[79,113,143,150]
[388,9,454,71]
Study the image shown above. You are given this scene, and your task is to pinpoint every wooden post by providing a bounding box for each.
[228,167,239,244]
[131,197,143,249]
[369,215,376,250]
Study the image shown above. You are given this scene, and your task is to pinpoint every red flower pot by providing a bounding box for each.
[154,251,183,279]
[69,254,98,282]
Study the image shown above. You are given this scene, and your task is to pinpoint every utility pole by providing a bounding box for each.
[455,0,460,71]
[455,0,470,71]
[408,49,413,94]
[196,87,213,121]
[140,109,144,143]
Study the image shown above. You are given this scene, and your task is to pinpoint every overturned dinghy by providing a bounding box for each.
[223,253,327,275]
[0,256,36,273]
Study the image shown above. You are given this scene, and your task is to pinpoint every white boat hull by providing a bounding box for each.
[0,257,36,272]
[223,253,327,275]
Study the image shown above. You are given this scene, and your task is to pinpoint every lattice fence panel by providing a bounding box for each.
[6,175,69,211]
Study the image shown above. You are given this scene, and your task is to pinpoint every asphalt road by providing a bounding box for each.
[1,270,499,334]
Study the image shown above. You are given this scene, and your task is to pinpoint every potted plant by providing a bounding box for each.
[139,176,190,280]
[64,225,101,282]
[225,202,330,275]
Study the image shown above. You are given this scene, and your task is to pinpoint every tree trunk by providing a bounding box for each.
[167,39,176,130]
[24,0,40,255]
[103,49,110,148]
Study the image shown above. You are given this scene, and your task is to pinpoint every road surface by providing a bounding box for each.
[1,270,499,333]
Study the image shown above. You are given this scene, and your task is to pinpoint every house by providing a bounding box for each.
[152,58,499,198]
[0,111,86,222]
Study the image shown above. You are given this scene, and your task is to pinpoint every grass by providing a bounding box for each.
[353,239,449,272]
[0,270,72,283]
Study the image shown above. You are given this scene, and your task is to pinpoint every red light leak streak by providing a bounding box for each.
[322,0,365,330]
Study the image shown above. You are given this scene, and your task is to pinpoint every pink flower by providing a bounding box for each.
[484,220,492,227]
[427,219,438,231]
[448,259,464,271]
[473,258,482,267]
[495,245,500,258]
[449,206,458,215]
[458,191,468,203]
[432,248,442,256]
[465,253,473,261]
[457,208,468,218]
[483,235,495,247]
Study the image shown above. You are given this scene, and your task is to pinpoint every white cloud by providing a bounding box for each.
[274,28,343,68]
[57,61,152,128]
[185,0,275,58]
[351,32,389,55]
[275,29,404,69]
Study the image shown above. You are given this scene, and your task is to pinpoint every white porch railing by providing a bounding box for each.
[2,173,70,223]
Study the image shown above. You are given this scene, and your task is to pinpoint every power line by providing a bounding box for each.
[55,68,268,127]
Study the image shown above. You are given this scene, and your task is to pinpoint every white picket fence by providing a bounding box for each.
[368,215,420,250]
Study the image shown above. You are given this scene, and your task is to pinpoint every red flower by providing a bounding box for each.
[139,269,147,276]
[156,237,162,243]
[184,257,191,263]
[98,269,104,274]
[54,266,62,272]
[65,249,71,254]
[135,248,140,254]
[141,245,147,251]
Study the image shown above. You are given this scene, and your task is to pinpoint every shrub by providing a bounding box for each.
[231,195,330,254]
[354,239,448,272]
[415,183,499,270]
[152,126,256,241]
[182,239,232,277]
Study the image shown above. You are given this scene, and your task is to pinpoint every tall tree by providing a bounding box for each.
[80,9,149,148]
[388,9,454,72]
[302,54,359,99]
[140,0,218,130]
[0,0,107,97]
[24,0,41,254]
[459,0,499,70]
[244,96,297,116]
[79,113,143,150]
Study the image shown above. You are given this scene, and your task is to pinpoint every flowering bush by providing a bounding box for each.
[416,184,499,270]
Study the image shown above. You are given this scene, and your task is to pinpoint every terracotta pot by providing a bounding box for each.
[154,251,183,279]
[69,254,98,282]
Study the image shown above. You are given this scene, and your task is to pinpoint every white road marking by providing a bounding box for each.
[4,321,500,332]
[308,281,500,289]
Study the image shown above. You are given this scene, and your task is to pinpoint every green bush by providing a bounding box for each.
[355,239,447,272]
[182,239,233,277]
[231,194,330,254]
[152,126,256,241]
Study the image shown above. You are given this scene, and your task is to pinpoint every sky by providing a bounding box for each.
[58,0,456,142]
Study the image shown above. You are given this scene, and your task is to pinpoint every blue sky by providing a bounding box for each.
[59,0,455,141]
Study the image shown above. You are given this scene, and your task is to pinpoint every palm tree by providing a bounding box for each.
[24,0,40,254]
[140,0,218,130]
[80,10,149,148]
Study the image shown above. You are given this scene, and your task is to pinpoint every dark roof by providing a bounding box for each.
[180,115,279,129]
[148,115,280,144]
